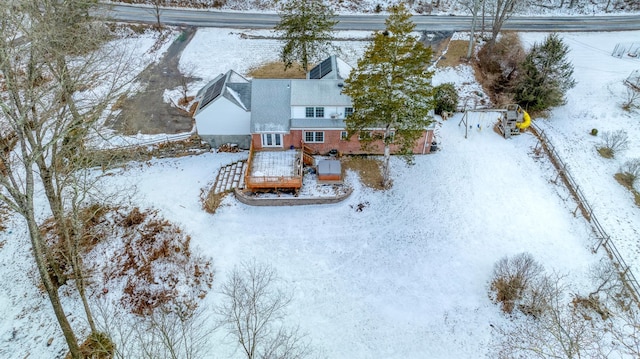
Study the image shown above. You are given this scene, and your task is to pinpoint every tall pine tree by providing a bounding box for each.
[514,33,576,112]
[342,3,434,188]
[274,0,337,72]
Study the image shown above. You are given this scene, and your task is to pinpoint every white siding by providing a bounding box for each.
[291,106,348,119]
[195,98,250,136]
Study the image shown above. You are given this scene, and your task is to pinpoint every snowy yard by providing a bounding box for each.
[86,116,601,359]
[2,25,640,358]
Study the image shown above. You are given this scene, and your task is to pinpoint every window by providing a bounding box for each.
[305,107,324,118]
[358,131,372,140]
[261,133,282,147]
[304,131,324,143]
[305,107,314,118]
[340,131,349,140]
[344,107,353,117]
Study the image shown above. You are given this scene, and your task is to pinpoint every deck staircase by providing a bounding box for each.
[302,144,315,166]
[213,160,248,194]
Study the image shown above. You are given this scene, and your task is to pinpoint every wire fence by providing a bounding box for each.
[530,123,640,303]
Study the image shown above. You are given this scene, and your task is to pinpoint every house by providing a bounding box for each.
[194,55,435,155]
[193,70,251,149]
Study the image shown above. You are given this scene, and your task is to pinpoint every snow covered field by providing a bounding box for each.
[1,25,640,358]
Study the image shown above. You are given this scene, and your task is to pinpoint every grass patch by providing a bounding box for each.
[247,61,306,79]
[614,173,640,207]
[342,156,384,190]
[597,146,614,159]
[0,203,8,232]
[202,188,229,214]
[437,40,470,68]
[111,93,128,111]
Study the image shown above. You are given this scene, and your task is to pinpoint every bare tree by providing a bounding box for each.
[178,62,199,108]
[149,0,168,31]
[493,273,607,359]
[218,260,312,359]
[0,1,131,357]
[458,0,482,58]
[94,297,214,359]
[485,0,523,42]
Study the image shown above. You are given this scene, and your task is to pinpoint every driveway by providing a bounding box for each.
[109,27,198,135]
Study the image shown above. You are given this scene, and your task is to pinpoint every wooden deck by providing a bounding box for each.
[244,143,303,191]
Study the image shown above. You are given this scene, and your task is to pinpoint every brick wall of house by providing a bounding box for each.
[252,130,435,154]
[296,130,435,155]
[251,133,296,150]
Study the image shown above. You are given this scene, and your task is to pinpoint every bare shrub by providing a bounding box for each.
[73,332,115,359]
[617,158,640,188]
[597,130,628,159]
[218,260,312,359]
[122,207,146,227]
[622,86,640,112]
[201,188,228,214]
[476,32,525,102]
[489,252,544,314]
[106,208,214,315]
[493,274,605,359]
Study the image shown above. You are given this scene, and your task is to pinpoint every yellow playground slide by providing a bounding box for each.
[516,111,531,130]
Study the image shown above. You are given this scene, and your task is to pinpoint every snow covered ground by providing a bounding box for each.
[520,31,640,286]
[2,25,640,358]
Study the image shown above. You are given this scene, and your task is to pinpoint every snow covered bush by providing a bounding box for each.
[433,82,458,115]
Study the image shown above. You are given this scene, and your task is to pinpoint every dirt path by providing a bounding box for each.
[109,27,199,135]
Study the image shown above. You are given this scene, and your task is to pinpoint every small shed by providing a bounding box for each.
[317,160,341,182]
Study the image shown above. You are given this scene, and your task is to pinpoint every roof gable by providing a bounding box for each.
[195,70,250,114]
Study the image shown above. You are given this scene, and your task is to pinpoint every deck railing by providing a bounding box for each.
[243,143,303,191]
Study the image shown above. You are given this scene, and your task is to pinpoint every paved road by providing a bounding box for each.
[100,3,640,31]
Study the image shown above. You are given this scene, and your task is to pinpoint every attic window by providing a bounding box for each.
[305,107,324,118]
[344,107,353,117]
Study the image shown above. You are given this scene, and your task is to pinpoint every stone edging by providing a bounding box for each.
[234,187,353,206]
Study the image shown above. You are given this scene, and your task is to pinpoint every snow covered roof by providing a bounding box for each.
[250,79,291,133]
[290,79,352,107]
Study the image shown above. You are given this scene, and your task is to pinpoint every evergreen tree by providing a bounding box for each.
[433,83,459,115]
[342,3,434,188]
[274,0,337,72]
[514,33,576,112]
